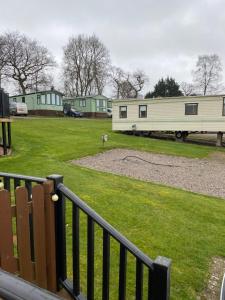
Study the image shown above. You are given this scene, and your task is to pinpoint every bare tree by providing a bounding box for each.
[110,67,126,98]
[193,54,223,95]
[180,82,196,96]
[63,34,110,97]
[130,70,147,98]
[28,71,54,92]
[120,79,135,98]
[2,32,55,94]
[110,67,148,98]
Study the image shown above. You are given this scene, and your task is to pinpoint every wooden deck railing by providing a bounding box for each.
[0,172,171,300]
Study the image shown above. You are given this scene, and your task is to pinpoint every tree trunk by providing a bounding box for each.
[20,82,27,95]
[203,86,207,96]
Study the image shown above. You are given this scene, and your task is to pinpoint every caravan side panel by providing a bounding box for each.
[112,96,225,132]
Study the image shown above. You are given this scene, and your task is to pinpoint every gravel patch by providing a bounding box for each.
[72,149,225,199]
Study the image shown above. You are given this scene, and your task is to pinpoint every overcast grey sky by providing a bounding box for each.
[0,0,224,95]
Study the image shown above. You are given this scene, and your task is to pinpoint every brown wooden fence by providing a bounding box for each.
[0,180,57,292]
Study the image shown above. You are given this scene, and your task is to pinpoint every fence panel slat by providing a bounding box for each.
[43,180,57,292]
[15,186,34,281]
[32,184,47,289]
[25,181,34,261]
[0,189,17,273]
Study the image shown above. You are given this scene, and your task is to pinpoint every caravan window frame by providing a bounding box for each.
[52,94,56,105]
[139,105,147,118]
[40,94,46,105]
[185,103,198,115]
[223,98,225,116]
[46,93,51,105]
[79,100,86,107]
[37,95,41,104]
[119,106,127,118]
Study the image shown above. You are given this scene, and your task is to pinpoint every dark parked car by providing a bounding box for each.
[63,104,84,118]
[69,108,84,118]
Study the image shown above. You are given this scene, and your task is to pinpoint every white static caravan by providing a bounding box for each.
[112,95,225,144]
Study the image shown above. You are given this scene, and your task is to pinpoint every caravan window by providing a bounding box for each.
[51,94,55,105]
[80,100,86,107]
[41,94,46,104]
[37,95,41,104]
[119,106,127,118]
[139,105,147,118]
[52,94,56,105]
[47,94,51,104]
[185,103,198,115]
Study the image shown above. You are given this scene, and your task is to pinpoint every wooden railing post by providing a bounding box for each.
[43,180,57,292]
[149,256,171,300]
[47,175,66,290]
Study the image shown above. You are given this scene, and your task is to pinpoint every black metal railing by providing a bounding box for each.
[0,171,47,193]
[0,172,171,299]
[49,175,171,300]
[0,121,11,155]
[0,88,11,155]
[0,88,10,118]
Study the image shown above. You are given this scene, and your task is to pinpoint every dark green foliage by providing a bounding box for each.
[145,77,183,98]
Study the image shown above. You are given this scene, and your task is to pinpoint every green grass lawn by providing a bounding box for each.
[1,117,225,299]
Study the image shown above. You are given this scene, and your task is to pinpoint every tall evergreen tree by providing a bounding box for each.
[145,77,183,98]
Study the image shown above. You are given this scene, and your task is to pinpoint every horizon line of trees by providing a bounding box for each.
[0,31,224,99]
